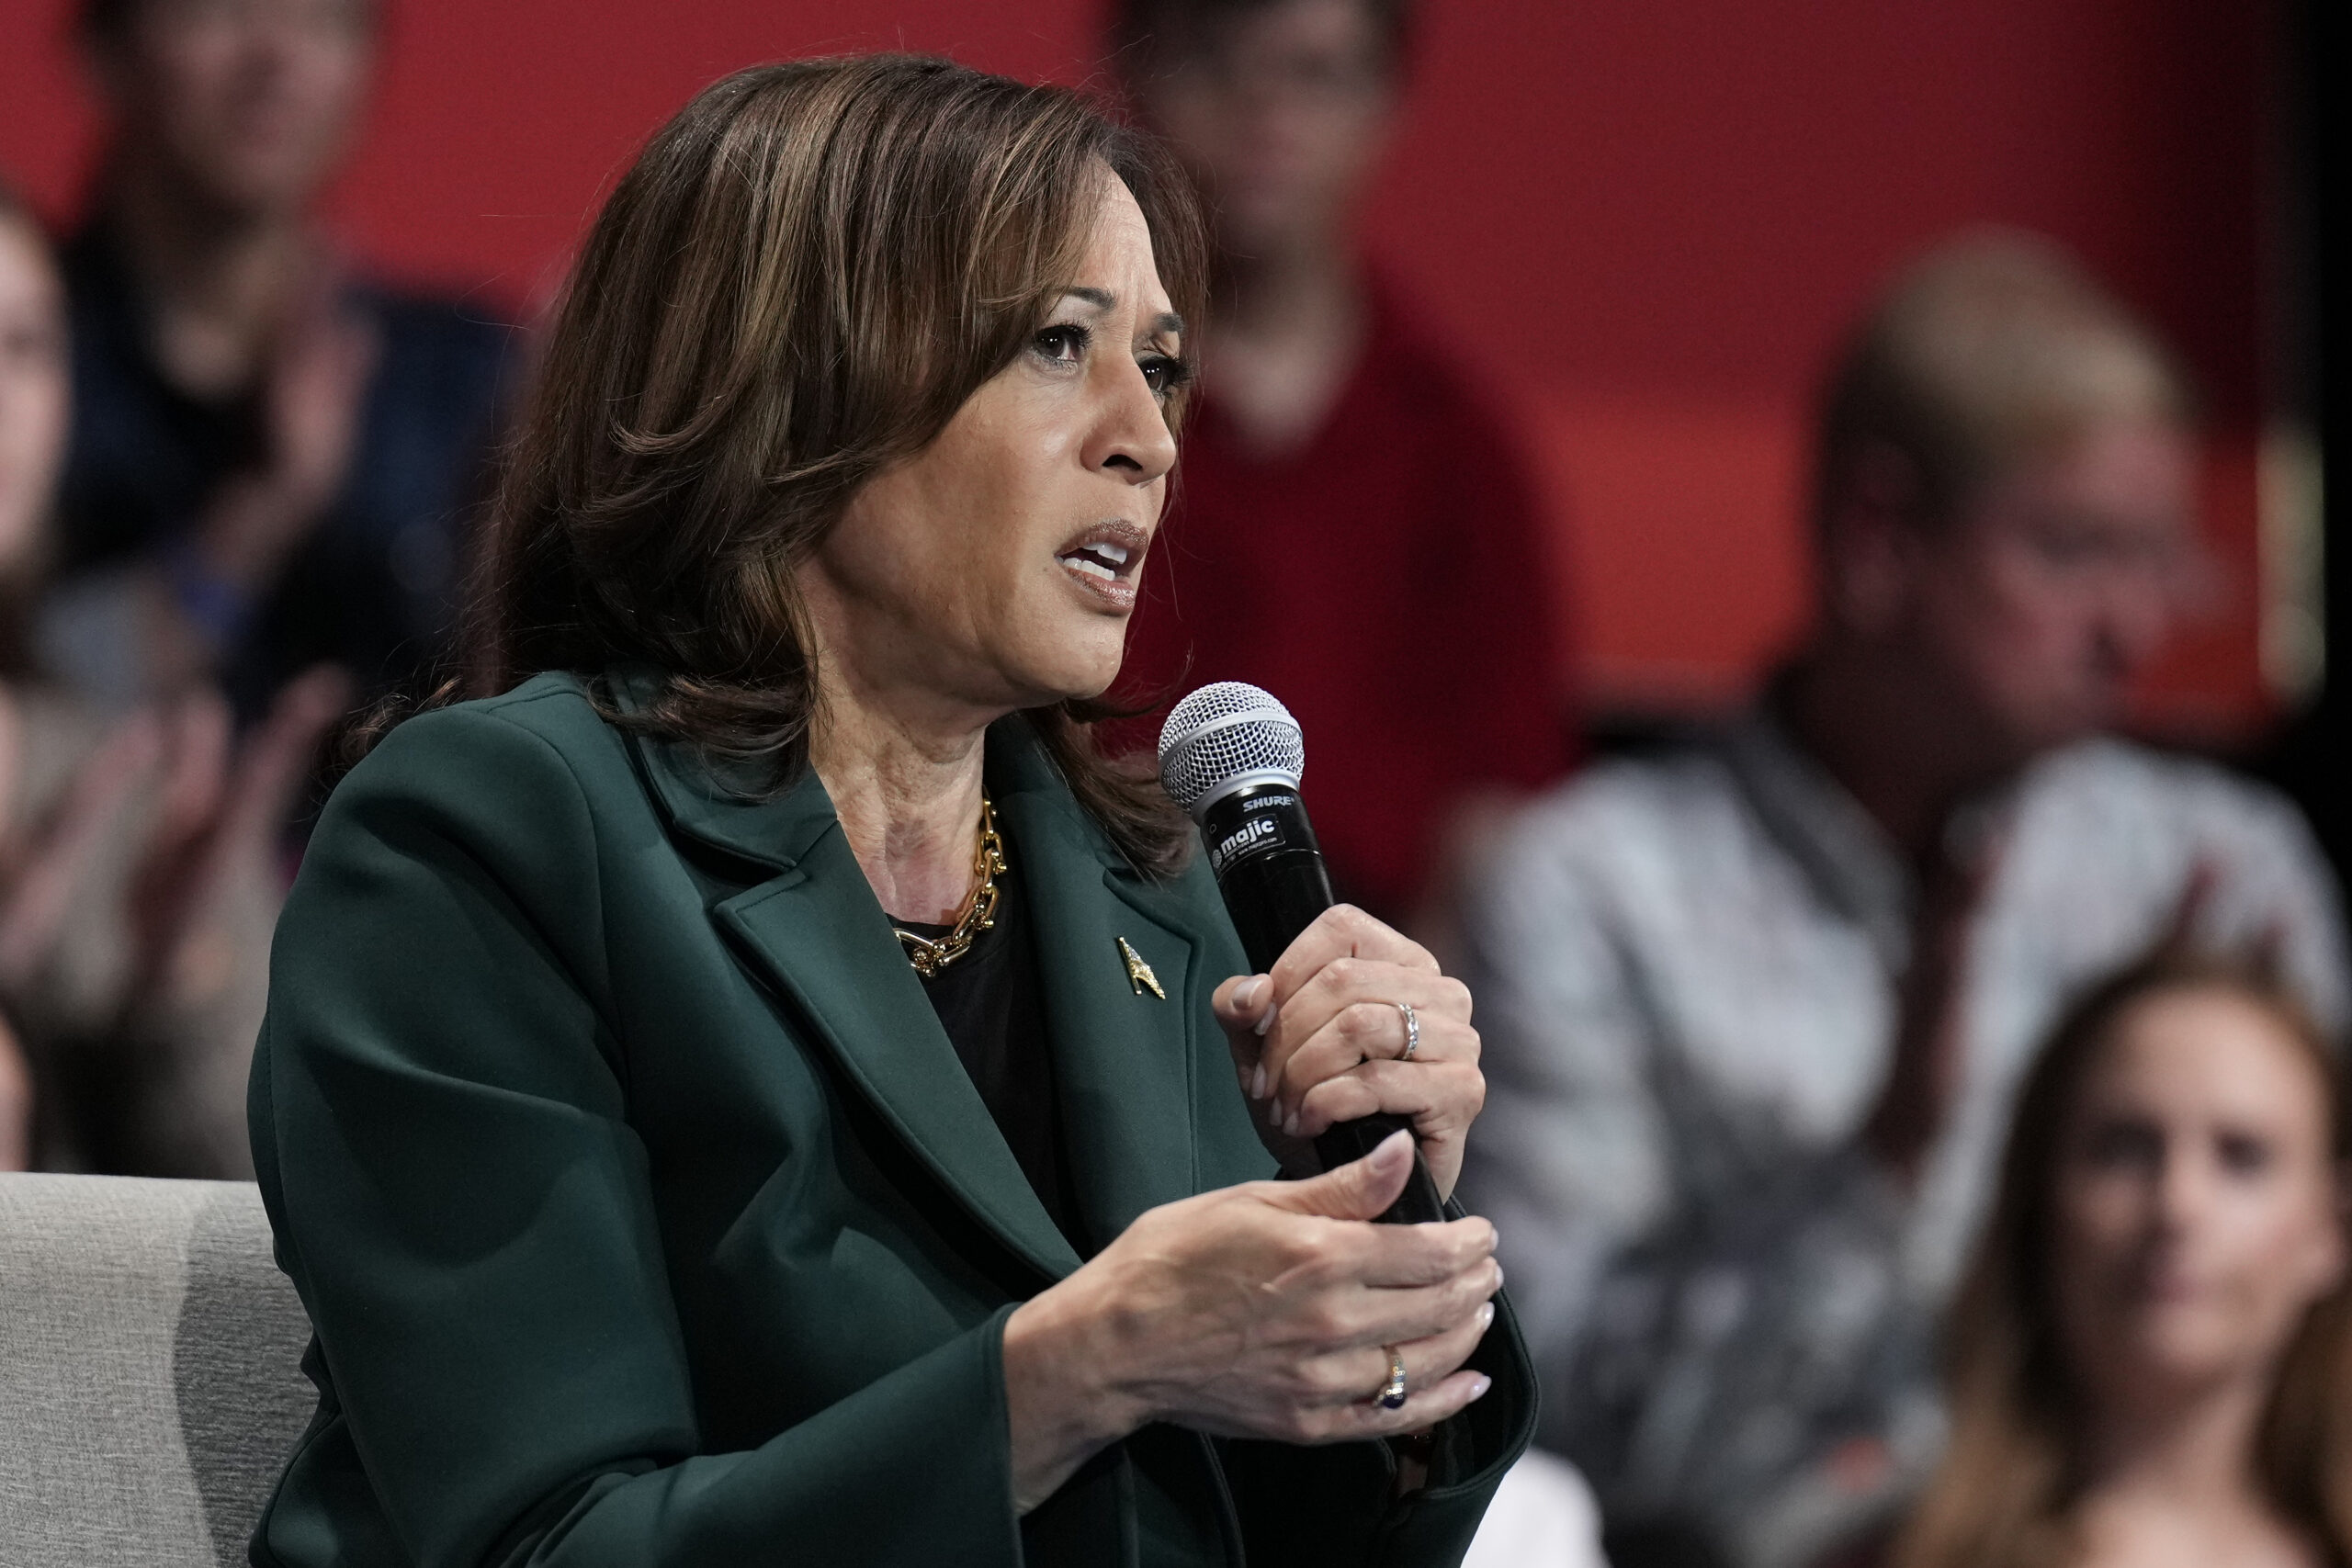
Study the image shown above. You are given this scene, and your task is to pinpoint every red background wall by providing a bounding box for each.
[0,0,2279,732]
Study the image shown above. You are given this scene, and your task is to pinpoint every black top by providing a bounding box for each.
[54,220,518,717]
[897,852,1083,1248]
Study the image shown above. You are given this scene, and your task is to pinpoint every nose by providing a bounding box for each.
[1089,360,1179,489]
[2150,1134,2219,1237]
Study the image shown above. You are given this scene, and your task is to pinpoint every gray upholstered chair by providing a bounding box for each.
[0,1174,314,1568]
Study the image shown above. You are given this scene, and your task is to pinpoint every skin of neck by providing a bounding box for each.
[797,578,998,928]
[1198,231,1362,456]
[2074,1359,2281,1520]
[105,153,319,395]
[1782,629,2020,867]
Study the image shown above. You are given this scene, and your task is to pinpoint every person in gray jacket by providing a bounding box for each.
[1458,231,2349,1568]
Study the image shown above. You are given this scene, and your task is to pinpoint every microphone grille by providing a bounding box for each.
[1157,682,1305,818]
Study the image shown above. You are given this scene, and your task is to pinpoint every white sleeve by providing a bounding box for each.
[2187,774,2352,1035]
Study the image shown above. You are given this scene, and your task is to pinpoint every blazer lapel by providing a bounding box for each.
[714,850,1085,1283]
[609,673,1084,1284]
[989,723,1204,1253]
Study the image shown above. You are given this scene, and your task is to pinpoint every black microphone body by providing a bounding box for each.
[1200,783,1449,1224]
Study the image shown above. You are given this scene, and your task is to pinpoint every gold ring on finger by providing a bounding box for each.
[1375,1345,1408,1410]
[1395,1000,1420,1063]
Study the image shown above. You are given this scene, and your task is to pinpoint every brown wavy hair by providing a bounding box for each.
[1892,950,2352,1568]
[412,54,1206,874]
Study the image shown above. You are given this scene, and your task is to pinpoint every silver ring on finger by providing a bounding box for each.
[1395,1000,1420,1063]
[1374,1346,1408,1409]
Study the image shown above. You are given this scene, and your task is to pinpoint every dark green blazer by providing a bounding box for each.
[248,671,1534,1568]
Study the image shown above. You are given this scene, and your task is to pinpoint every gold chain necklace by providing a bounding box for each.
[893,795,1007,978]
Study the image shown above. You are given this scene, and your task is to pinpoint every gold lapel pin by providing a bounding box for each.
[1117,936,1165,998]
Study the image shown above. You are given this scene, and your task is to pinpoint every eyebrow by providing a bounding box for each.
[1063,287,1185,338]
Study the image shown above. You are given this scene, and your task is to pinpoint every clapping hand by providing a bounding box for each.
[0,666,350,1168]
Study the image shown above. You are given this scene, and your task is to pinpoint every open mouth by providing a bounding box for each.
[1056,522,1148,602]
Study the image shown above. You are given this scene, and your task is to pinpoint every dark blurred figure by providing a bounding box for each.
[1111,0,1572,921]
[2256,0,2352,897]
[41,0,514,718]
[1893,951,2352,1568]
[1,177,344,1179]
[1458,232,2350,1568]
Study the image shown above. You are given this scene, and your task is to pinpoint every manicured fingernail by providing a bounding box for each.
[1469,1374,1492,1400]
[1250,1066,1267,1100]
[1267,1100,1284,1129]
[1494,1262,1505,1290]
[1283,1110,1301,1137]
[1254,1003,1277,1037]
[1476,1302,1495,1330]
[1235,976,1266,1011]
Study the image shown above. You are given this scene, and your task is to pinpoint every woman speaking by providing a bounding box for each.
[247,54,1532,1567]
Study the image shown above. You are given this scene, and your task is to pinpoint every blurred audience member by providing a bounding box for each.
[42,0,514,718]
[1,177,344,1178]
[1112,0,1571,920]
[1893,951,2352,1568]
[1459,232,2349,1568]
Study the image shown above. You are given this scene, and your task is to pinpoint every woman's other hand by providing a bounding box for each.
[0,711,164,995]
[0,706,166,1170]
[1002,1131,1500,1511]
[130,665,351,1007]
[1213,904,1484,1200]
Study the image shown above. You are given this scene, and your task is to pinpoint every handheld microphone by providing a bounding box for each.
[1158,682,1446,1225]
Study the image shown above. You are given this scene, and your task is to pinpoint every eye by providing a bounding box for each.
[1032,323,1090,367]
[2214,1130,2275,1177]
[1139,352,1195,400]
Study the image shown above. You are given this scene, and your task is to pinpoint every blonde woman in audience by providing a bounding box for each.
[0,180,344,1176]
[1894,950,2352,1568]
